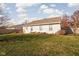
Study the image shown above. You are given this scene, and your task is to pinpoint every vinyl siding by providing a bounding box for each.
[23,24,61,34]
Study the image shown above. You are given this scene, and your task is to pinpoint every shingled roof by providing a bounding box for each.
[27,17,61,26]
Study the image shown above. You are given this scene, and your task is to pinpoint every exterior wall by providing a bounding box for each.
[39,25,49,33]
[23,24,61,34]
[75,28,79,34]
[49,24,61,34]
[23,27,28,33]
[71,28,79,34]
[32,26,40,32]
[23,26,31,33]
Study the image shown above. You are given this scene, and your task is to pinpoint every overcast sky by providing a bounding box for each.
[0,3,79,25]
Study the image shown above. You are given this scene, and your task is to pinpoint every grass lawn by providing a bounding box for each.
[0,34,79,56]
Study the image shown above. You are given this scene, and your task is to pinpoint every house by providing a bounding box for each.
[6,24,24,33]
[23,17,61,34]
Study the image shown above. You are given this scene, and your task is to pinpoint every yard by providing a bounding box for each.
[0,34,79,56]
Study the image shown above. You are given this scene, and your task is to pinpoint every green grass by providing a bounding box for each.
[0,34,79,56]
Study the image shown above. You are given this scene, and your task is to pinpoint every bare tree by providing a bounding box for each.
[61,15,70,29]
[59,15,73,35]
[71,10,79,34]
[0,4,10,28]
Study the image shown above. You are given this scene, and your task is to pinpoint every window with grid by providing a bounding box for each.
[39,26,42,31]
[31,27,33,32]
[49,25,53,31]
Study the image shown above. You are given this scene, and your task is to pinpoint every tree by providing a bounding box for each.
[0,15,10,27]
[61,15,70,29]
[59,15,73,35]
[71,10,79,34]
[0,4,10,27]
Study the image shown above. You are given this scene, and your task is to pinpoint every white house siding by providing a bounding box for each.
[23,26,31,33]
[42,24,61,34]
[23,24,61,34]
[32,26,40,32]
[39,25,49,33]
[51,24,61,34]
[23,27,27,33]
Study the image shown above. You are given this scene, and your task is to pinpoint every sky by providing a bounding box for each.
[0,3,79,25]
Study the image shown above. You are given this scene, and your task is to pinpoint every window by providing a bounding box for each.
[39,26,42,31]
[49,25,52,31]
[31,27,33,32]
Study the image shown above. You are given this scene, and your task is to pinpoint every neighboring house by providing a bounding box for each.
[7,24,24,33]
[23,17,61,34]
